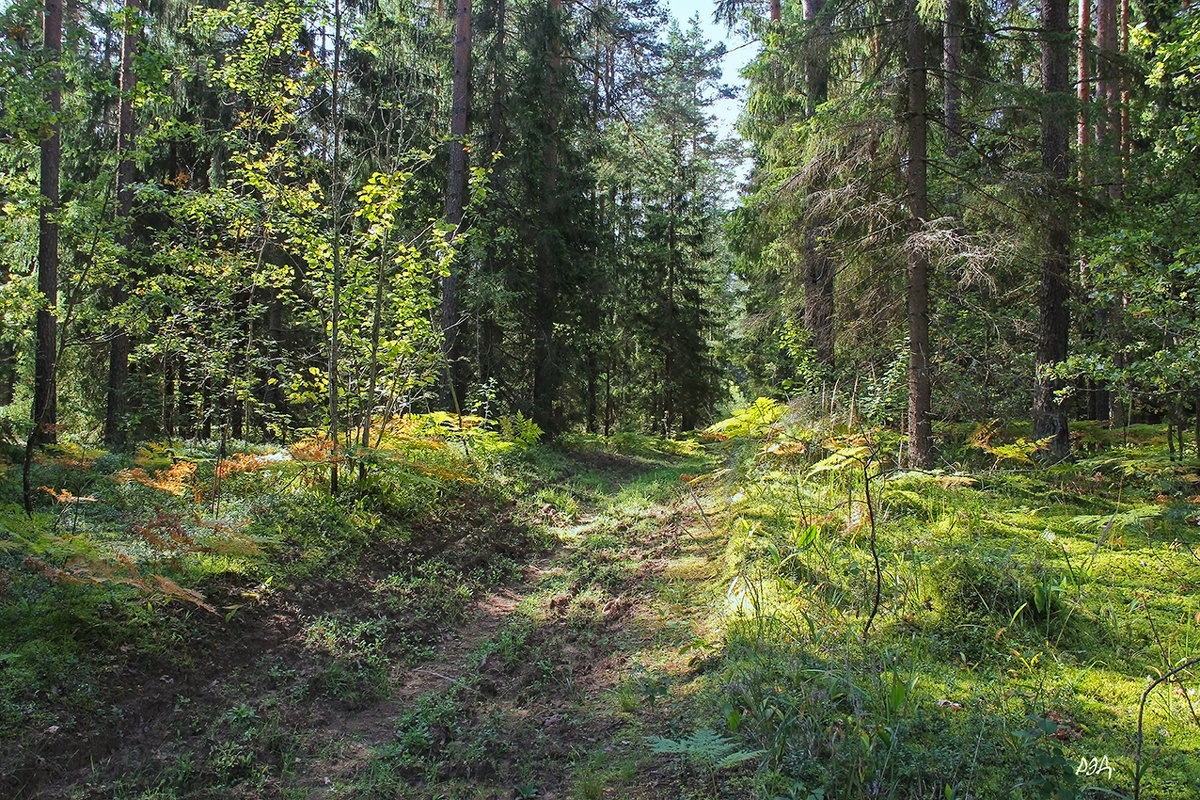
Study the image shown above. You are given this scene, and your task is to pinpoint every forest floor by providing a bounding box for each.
[6,415,1200,800]
[4,438,732,800]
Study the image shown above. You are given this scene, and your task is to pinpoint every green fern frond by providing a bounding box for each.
[705,397,787,439]
[1070,505,1162,534]
[647,728,763,771]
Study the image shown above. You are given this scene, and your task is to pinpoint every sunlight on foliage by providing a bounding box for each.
[966,419,1049,466]
[706,397,787,439]
[114,460,197,496]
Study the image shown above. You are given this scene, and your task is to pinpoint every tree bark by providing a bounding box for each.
[328,0,343,492]
[105,0,139,448]
[1033,0,1072,459]
[802,0,834,367]
[943,0,966,159]
[532,0,561,434]
[1078,0,1110,422]
[0,257,14,406]
[361,227,389,474]
[33,0,62,446]
[442,0,472,410]
[1096,0,1119,200]
[1097,0,1126,426]
[478,0,507,391]
[1077,0,1091,187]
[905,3,932,468]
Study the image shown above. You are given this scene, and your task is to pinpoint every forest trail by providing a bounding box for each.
[27,443,726,800]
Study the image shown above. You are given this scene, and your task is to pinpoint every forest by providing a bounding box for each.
[2,0,1200,797]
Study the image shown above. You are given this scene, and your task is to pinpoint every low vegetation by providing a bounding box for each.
[1,402,1198,799]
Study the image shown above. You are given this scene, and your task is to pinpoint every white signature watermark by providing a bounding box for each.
[1075,755,1113,779]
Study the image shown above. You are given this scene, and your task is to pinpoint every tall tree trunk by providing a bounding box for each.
[663,195,678,435]
[770,0,781,23]
[943,0,966,159]
[802,0,834,366]
[1077,0,1108,421]
[442,0,472,410]
[1033,0,1072,459]
[1097,0,1125,426]
[478,0,507,391]
[1120,0,1129,171]
[33,0,62,446]
[105,0,139,448]
[533,0,561,434]
[905,3,932,468]
[1096,0,1119,199]
[1077,0,1091,187]
[328,0,343,492]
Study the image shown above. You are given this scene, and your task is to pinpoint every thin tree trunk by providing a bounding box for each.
[1120,0,1129,172]
[0,257,14,405]
[251,284,285,440]
[105,0,139,447]
[33,0,62,446]
[178,356,193,438]
[359,227,389,485]
[585,350,597,433]
[163,355,175,440]
[478,0,507,390]
[1033,0,1072,459]
[328,0,343,493]
[1077,0,1091,187]
[442,0,472,410]
[533,0,561,434]
[664,196,678,435]
[905,2,932,469]
[803,0,834,366]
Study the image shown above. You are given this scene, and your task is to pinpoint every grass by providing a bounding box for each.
[682,410,1200,800]
[2,411,1200,799]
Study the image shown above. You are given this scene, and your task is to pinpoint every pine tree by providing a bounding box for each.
[1033,0,1073,459]
[33,0,62,445]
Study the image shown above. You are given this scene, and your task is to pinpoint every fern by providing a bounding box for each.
[890,470,976,489]
[705,397,787,439]
[497,412,543,446]
[807,444,870,477]
[966,419,1048,466]
[1071,505,1163,535]
[114,461,197,496]
[646,728,763,771]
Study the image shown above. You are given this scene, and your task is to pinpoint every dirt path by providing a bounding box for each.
[303,493,722,799]
[19,447,725,800]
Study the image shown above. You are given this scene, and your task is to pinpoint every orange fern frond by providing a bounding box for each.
[115,461,197,496]
[40,487,97,504]
[289,436,334,462]
[151,575,217,614]
[215,453,271,479]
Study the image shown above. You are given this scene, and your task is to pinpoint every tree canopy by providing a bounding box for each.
[0,0,1198,463]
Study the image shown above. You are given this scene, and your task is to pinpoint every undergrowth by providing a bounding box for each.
[679,398,1200,800]
[0,416,546,795]
[4,405,1200,800]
